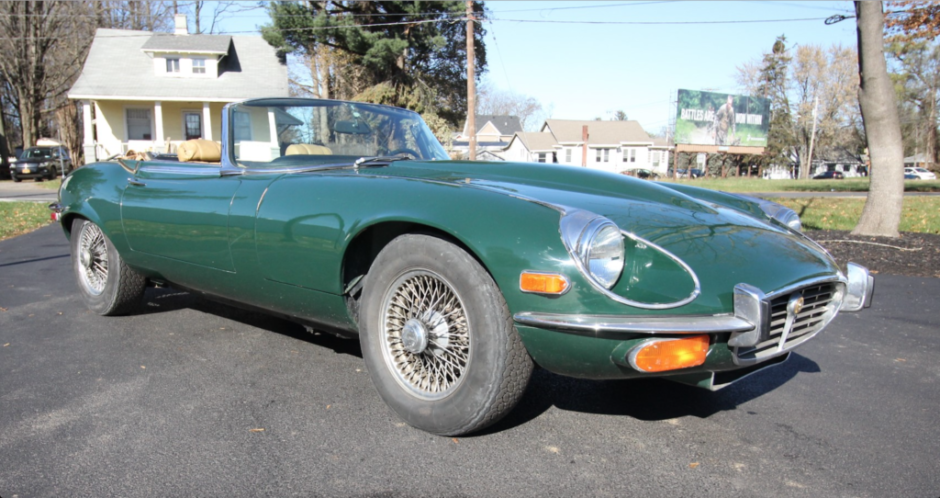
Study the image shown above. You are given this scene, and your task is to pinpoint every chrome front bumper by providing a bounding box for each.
[514,262,875,361]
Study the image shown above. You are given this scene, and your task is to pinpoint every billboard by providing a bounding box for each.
[675,89,770,147]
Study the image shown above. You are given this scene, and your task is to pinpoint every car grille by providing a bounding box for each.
[734,282,840,363]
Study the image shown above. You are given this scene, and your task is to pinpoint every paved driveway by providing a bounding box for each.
[1,225,938,497]
[0,180,58,203]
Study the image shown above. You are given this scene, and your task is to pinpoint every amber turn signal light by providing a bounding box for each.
[629,335,709,373]
[520,272,570,295]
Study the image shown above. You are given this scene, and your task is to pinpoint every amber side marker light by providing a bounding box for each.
[520,272,570,295]
[629,335,710,373]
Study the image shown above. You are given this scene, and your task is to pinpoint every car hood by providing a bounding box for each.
[356,160,840,297]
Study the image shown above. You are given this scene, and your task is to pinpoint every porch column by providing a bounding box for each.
[202,102,212,141]
[267,108,279,160]
[82,100,96,162]
[154,101,165,146]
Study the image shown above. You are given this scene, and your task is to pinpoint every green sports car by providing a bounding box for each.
[52,98,874,436]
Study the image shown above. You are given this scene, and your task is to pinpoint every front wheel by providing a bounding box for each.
[71,218,146,315]
[359,234,533,436]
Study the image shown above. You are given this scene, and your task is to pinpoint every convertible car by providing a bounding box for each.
[52,98,874,436]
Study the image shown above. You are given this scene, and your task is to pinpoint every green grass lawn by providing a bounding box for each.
[0,202,55,241]
[658,176,940,193]
[771,196,940,234]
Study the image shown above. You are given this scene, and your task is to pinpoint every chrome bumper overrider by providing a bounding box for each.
[514,262,874,364]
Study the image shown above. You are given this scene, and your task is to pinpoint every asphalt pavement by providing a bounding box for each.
[1,224,938,497]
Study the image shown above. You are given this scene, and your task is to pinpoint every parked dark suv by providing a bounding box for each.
[11,146,72,182]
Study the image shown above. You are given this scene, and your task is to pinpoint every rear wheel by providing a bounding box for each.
[359,234,533,436]
[11,174,20,183]
[71,218,146,315]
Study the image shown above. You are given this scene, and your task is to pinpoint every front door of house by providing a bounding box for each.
[184,112,202,140]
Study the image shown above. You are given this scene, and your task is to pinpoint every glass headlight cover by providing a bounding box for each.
[576,218,625,289]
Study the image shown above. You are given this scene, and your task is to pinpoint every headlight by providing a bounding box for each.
[561,212,624,289]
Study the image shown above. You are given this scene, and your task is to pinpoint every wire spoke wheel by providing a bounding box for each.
[77,222,109,296]
[380,270,471,400]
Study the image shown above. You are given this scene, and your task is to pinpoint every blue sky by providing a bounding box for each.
[217,1,860,132]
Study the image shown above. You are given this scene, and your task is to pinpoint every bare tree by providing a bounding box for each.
[852,1,905,237]
[0,2,98,148]
[476,80,547,131]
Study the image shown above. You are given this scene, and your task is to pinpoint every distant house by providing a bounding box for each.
[451,115,522,159]
[68,14,288,162]
[503,119,673,174]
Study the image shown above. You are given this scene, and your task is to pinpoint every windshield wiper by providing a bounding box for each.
[354,154,414,169]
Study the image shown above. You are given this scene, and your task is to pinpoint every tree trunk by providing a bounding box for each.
[851,1,905,237]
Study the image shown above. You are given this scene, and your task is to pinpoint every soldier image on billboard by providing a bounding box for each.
[714,95,735,145]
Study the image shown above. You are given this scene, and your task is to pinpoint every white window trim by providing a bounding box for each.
[123,105,155,142]
[191,57,206,75]
[181,109,203,140]
[166,57,181,73]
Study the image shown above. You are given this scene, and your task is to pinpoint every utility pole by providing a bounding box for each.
[466,1,476,161]
[806,94,819,179]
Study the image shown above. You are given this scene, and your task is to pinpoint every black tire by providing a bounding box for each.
[70,218,146,316]
[359,234,533,436]
[11,175,20,183]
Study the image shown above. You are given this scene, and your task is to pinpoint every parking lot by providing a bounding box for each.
[1,224,938,497]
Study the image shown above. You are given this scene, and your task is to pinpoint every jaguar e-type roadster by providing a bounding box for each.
[52,98,874,436]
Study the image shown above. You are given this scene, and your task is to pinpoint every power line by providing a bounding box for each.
[485,16,831,25]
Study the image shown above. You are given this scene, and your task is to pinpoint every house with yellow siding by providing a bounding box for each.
[68,15,288,162]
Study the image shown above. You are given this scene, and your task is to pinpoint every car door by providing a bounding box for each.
[121,162,241,274]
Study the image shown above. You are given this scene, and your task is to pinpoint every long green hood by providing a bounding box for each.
[358,160,840,311]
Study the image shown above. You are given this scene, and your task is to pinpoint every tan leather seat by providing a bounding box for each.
[285,144,333,156]
[177,139,222,163]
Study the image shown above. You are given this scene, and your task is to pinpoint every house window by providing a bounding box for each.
[126,108,153,140]
[629,149,636,163]
[537,153,546,163]
[604,149,609,162]
[166,58,180,73]
[596,149,609,162]
[565,149,572,163]
[652,151,661,167]
[233,111,252,141]
[192,58,206,74]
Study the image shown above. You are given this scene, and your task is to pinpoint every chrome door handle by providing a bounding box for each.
[128,178,146,187]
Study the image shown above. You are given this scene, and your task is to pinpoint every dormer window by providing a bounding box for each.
[192,58,205,74]
[166,58,180,73]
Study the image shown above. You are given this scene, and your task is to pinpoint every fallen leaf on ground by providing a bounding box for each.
[689,462,700,469]
[895,358,907,362]
[0,307,7,312]
[3,343,9,347]
[452,438,459,444]
[141,365,146,369]
[326,405,331,409]
[249,428,265,432]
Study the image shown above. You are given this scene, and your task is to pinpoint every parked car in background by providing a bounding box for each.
[52,97,875,436]
[622,168,659,180]
[904,173,919,180]
[813,171,844,180]
[11,146,72,182]
[904,167,936,180]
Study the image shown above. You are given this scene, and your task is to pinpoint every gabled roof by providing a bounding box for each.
[69,28,288,102]
[141,33,232,54]
[468,115,522,136]
[512,132,557,152]
[542,119,651,145]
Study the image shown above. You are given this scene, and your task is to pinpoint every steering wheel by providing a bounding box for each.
[388,148,421,159]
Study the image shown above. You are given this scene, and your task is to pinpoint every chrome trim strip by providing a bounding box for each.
[519,271,572,296]
[513,311,753,337]
[138,165,222,176]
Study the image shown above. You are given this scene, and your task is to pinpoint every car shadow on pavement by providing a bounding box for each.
[483,353,821,434]
[137,287,363,358]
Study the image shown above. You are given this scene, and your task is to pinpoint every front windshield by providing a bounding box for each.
[229,99,448,168]
[25,148,53,159]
